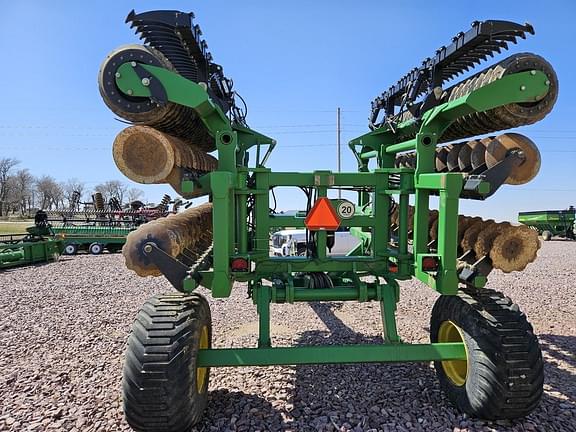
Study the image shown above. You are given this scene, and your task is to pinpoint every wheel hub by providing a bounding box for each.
[196,325,209,393]
[438,320,468,386]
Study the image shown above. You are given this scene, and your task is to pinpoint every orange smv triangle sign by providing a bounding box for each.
[305,197,340,231]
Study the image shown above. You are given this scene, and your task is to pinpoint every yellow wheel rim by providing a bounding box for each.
[438,320,468,386]
[196,325,209,394]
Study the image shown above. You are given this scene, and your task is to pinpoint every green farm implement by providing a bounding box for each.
[519,206,576,240]
[99,11,557,429]
[0,212,63,269]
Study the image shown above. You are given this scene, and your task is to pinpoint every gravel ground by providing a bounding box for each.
[0,241,574,432]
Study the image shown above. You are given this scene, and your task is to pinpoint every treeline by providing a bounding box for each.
[0,157,144,217]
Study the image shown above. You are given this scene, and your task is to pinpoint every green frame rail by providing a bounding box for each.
[197,343,466,367]
[114,61,550,366]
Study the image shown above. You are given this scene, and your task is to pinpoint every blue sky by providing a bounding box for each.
[1,1,574,221]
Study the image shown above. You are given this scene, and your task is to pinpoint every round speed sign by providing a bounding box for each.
[337,200,355,219]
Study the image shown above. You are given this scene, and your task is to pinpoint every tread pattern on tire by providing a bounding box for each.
[431,287,544,420]
[123,292,211,432]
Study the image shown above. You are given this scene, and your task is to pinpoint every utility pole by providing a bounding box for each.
[337,107,341,199]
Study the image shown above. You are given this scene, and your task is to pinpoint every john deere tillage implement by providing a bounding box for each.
[98,11,558,430]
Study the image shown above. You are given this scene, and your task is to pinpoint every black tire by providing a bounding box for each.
[88,242,103,255]
[63,243,78,255]
[541,230,552,241]
[123,293,212,432]
[430,288,543,420]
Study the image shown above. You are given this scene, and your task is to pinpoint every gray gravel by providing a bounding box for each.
[0,241,574,432]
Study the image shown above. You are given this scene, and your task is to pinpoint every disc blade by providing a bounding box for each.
[485,133,541,185]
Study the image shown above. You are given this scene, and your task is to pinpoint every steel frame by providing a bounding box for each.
[114,62,550,367]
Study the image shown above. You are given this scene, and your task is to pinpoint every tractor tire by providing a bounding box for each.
[123,293,212,432]
[430,287,543,420]
[541,230,552,241]
[88,242,103,255]
[63,243,78,255]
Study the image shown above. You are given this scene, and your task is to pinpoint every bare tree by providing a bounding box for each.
[36,175,64,210]
[0,158,19,216]
[11,169,35,215]
[63,178,85,210]
[4,176,19,215]
[127,187,144,204]
[95,180,128,205]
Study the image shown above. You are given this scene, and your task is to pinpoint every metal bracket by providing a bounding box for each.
[182,168,208,188]
[314,174,335,186]
[457,250,493,286]
[285,276,295,304]
[461,152,523,199]
[143,242,189,292]
[131,63,168,106]
[358,281,369,302]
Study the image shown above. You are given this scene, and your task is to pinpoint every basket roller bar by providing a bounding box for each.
[370,20,535,128]
[126,9,235,114]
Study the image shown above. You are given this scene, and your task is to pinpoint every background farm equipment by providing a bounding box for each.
[99,10,557,430]
[519,206,576,240]
[46,193,177,254]
[0,211,63,269]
